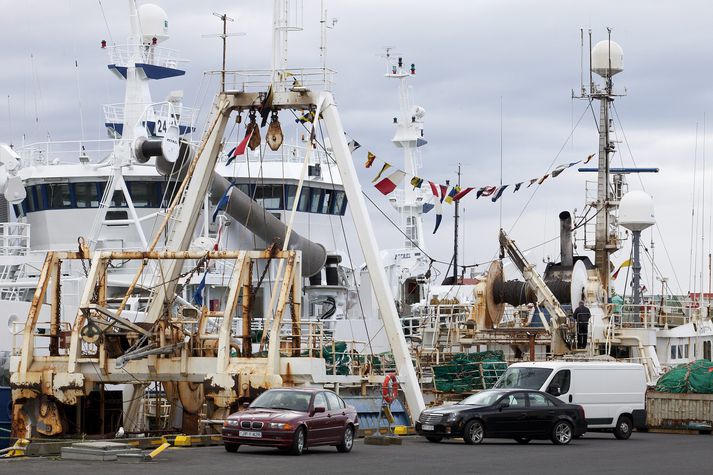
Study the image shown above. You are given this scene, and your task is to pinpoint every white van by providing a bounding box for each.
[494,361,646,439]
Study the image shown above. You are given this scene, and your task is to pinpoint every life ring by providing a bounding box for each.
[382,373,399,403]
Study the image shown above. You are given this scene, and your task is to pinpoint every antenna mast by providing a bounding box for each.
[453,165,461,283]
[575,28,625,298]
[216,12,234,93]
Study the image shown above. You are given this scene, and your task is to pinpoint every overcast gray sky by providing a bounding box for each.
[1,0,711,296]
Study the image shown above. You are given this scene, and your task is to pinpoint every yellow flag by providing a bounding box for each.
[372,163,391,183]
[611,259,632,280]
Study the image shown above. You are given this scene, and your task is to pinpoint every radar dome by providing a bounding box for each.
[138,4,169,44]
[591,40,623,78]
[619,190,655,231]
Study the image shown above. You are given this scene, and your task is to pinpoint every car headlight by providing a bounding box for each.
[223,420,240,428]
[445,413,458,422]
[267,422,294,430]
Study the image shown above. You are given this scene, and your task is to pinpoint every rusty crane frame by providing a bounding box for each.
[10,85,425,437]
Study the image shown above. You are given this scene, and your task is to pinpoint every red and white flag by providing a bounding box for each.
[374,170,407,195]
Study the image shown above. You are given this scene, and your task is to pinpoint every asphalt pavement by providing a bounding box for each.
[2,432,711,474]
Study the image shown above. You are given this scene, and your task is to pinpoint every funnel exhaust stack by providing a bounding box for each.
[559,211,574,268]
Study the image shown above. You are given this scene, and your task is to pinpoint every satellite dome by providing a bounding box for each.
[591,40,623,78]
[619,190,655,231]
[138,4,169,44]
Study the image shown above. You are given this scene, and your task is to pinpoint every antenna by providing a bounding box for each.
[319,0,337,87]
[201,12,245,92]
[6,95,13,147]
[579,28,585,96]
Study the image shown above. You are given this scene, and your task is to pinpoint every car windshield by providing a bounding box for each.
[494,367,554,390]
[459,390,504,406]
[250,390,312,412]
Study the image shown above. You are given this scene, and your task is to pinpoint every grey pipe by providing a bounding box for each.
[212,174,327,277]
[559,211,574,268]
[155,145,327,278]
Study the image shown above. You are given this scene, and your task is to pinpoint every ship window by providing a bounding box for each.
[297,186,311,212]
[39,184,49,210]
[22,187,34,212]
[254,185,283,210]
[320,189,333,214]
[704,341,712,360]
[46,183,72,209]
[30,186,41,211]
[671,346,677,360]
[74,183,99,208]
[236,184,251,198]
[127,181,160,208]
[309,188,323,213]
[111,189,127,208]
[331,191,347,215]
[284,185,297,210]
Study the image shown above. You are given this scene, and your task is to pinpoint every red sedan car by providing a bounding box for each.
[222,388,359,456]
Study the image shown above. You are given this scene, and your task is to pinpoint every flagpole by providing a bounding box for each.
[453,164,461,283]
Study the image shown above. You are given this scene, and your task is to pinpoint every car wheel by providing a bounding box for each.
[551,421,573,445]
[514,437,531,444]
[426,436,443,443]
[614,415,633,440]
[462,420,484,445]
[224,442,239,453]
[336,425,354,453]
[290,427,306,456]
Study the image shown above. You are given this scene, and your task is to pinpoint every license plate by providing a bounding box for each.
[422,424,435,431]
[238,430,262,438]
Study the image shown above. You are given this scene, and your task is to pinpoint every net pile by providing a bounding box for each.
[433,351,507,393]
[654,359,713,393]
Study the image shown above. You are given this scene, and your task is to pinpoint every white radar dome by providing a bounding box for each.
[138,4,169,44]
[619,190,655,231]
[591,40,623,78]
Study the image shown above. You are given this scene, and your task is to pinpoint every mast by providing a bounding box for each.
[385,51,425,249]
[577,29,625,299]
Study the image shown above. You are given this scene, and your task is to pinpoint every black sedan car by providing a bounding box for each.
[415,389,587,445]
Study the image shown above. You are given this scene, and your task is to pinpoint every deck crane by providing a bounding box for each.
[498,229,573,355]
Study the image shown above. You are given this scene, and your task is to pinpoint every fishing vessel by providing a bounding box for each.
[385,32,713,392]
[6,0,424,438]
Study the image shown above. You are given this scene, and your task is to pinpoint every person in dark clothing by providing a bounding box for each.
[572,301,591,349]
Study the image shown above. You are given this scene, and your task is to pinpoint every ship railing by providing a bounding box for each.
[16,139,116,166]
[106,44,186,70]
[103,102,198,132]
[217,142,335,166]
[608,302,693,330]
[11,320,72,357]
[0,222,30,256]
[209,68,336,93]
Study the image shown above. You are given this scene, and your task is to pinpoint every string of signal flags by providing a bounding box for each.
[346,138,595,234]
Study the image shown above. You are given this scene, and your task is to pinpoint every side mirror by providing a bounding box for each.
[498,401,510,410]
[548,386,562,397]
[311,406,326,415]
[242,401,250,408]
